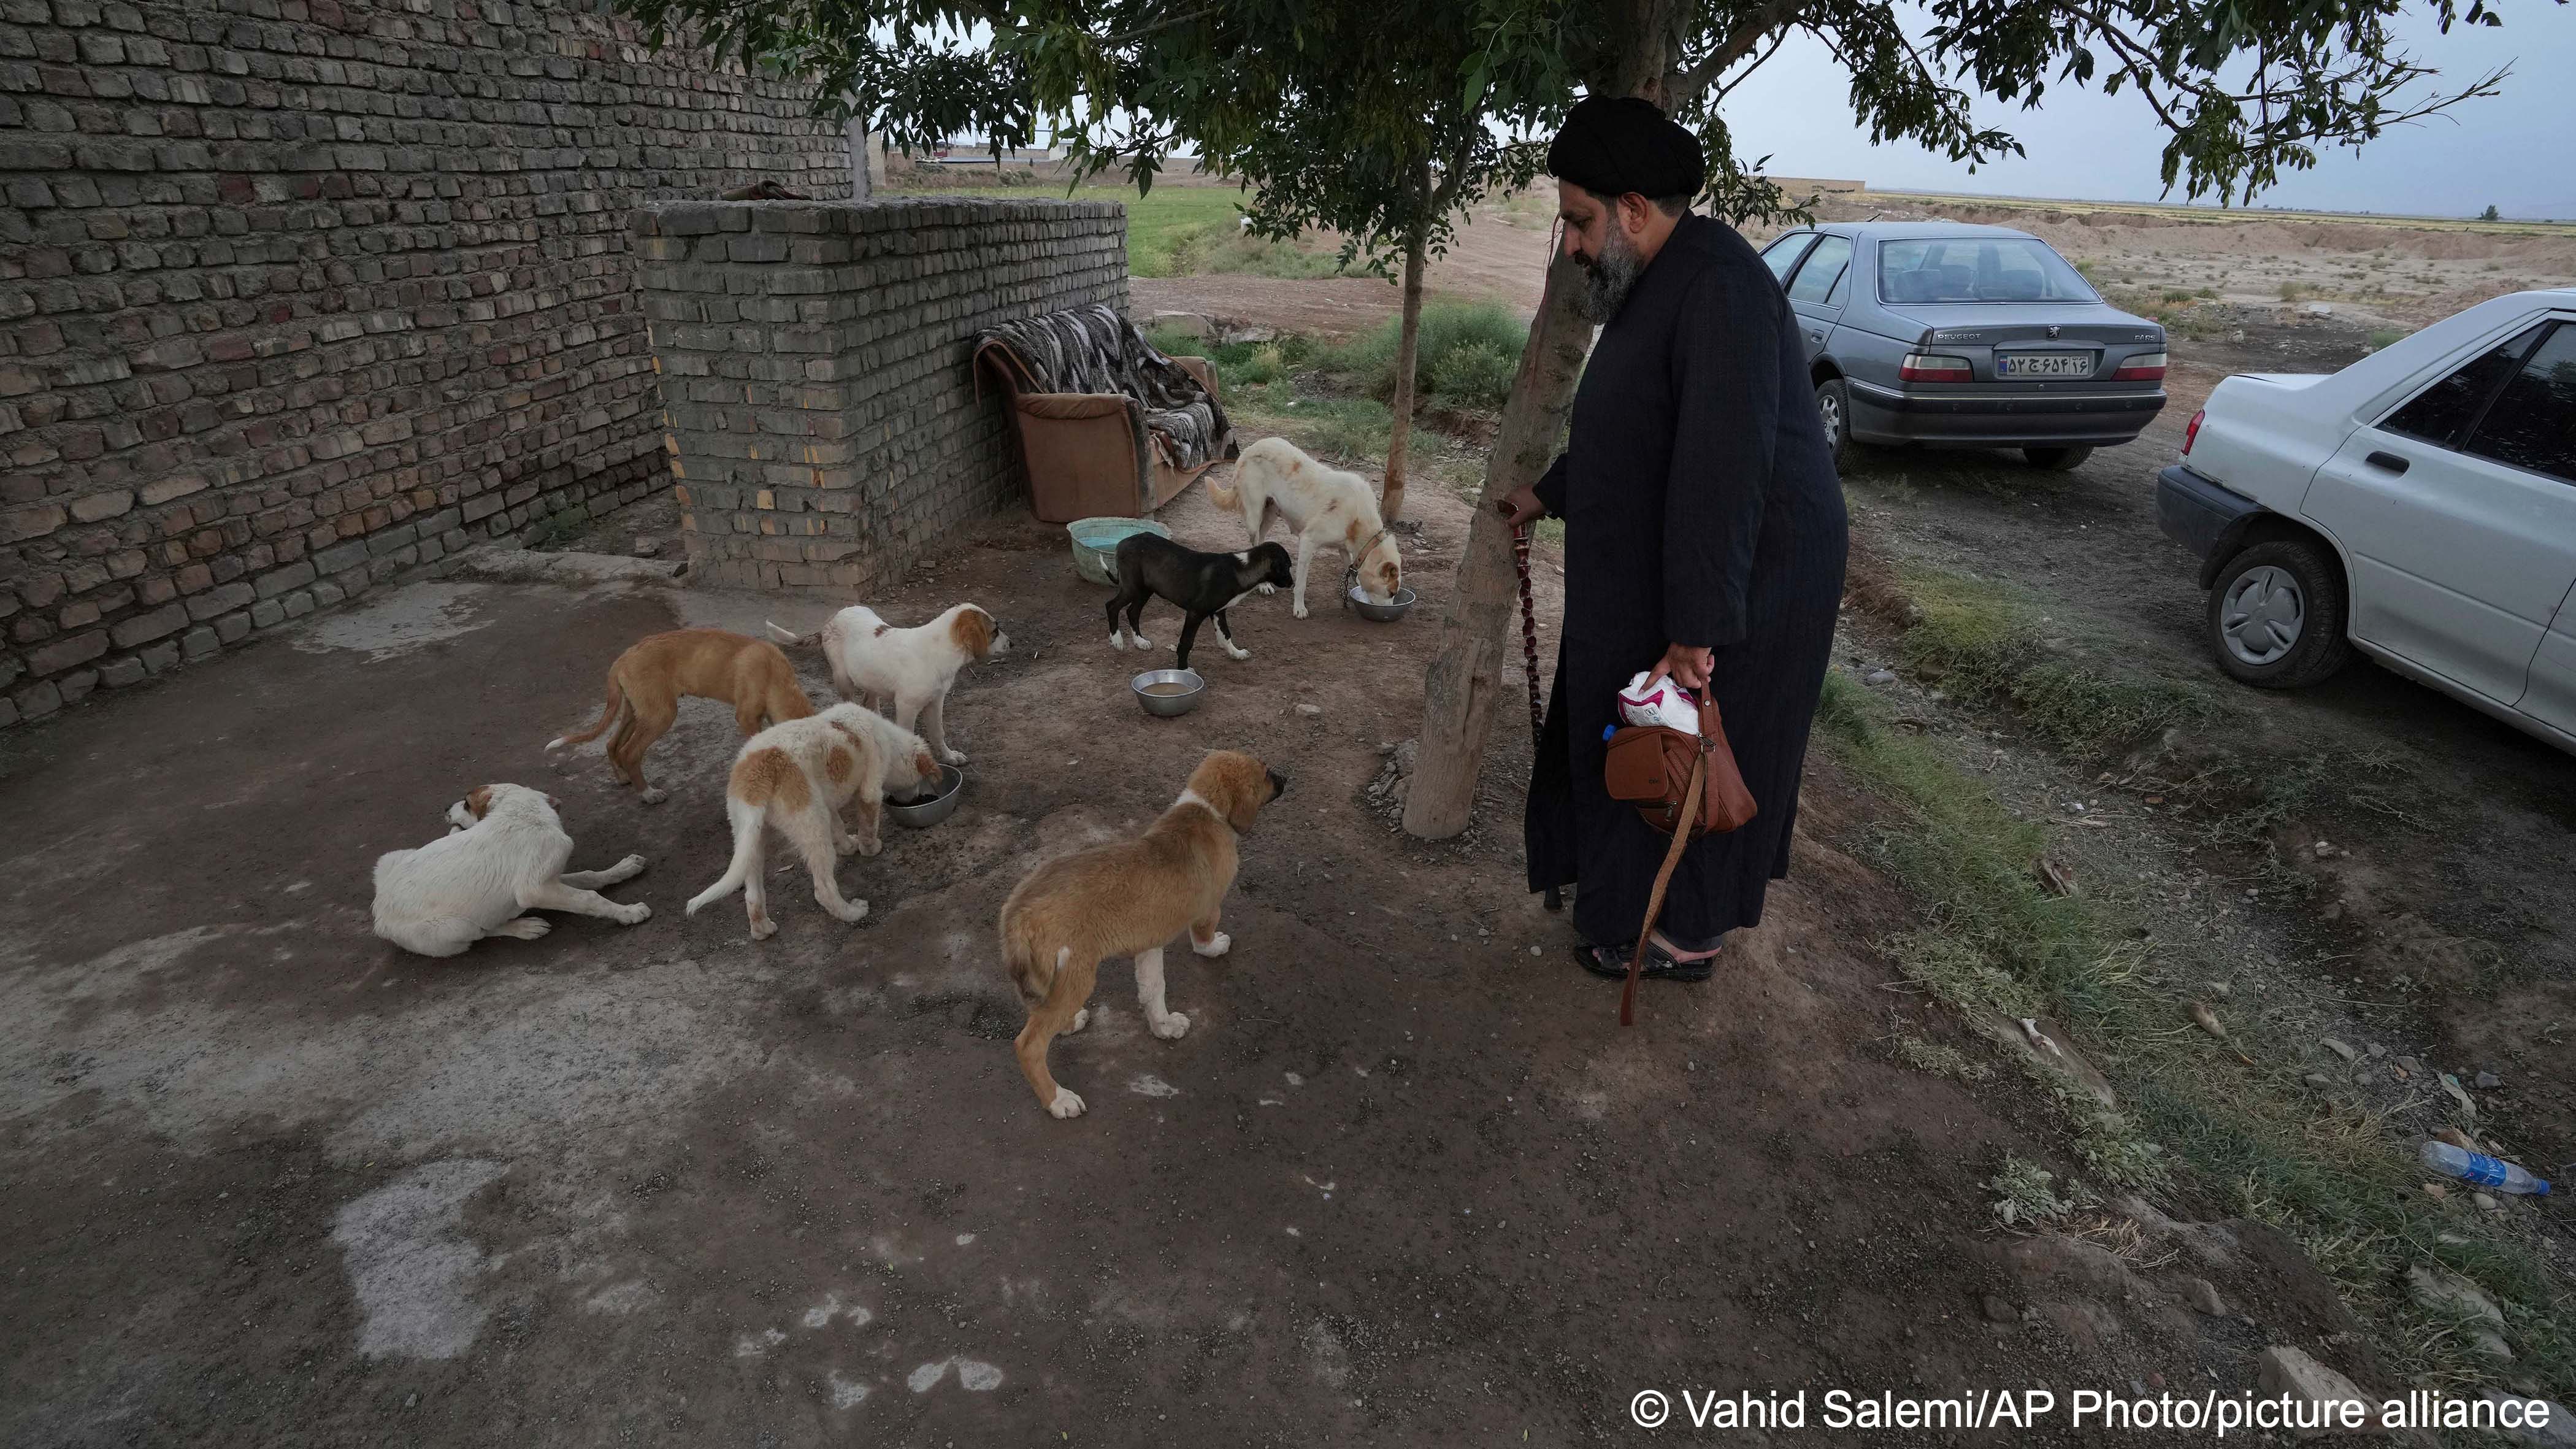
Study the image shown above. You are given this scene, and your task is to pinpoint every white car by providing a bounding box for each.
[2156,289,2576,751]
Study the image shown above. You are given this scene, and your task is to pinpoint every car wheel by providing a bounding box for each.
[2023,445,2093,471]
[2207,539,2352,688]
[1815,379,1851,471]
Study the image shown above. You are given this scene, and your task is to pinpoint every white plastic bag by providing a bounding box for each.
[1617,671,1702,734]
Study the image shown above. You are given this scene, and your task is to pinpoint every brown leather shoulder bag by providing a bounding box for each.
[1600,693,1757,1024]
[1603,693,1756,838]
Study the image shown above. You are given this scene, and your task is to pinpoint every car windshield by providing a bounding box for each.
[1877,237,2099,304]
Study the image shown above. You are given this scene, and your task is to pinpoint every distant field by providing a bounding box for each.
[1865,189,2575,238]
[883,175,1262,276]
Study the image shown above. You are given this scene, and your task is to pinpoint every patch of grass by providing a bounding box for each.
[1894,1032,1991,1083]
[2279,280,2309,302]
[1157,221,1348,280]
[1224,384,1452,479]
[1235,342,1291,385]
[1140,326,1317,388]
[2178,742,2418,848]
[2367,326,2408,350]
[1860,559,2211,761]
[1988,1154,2081,1225]
[2102,285,2221,337]
[1095,186,1244,277]
[1814,671,2576,1396]
[902,185,1332,279]
[1317,301,1530,410]
[1427,340,1520,410]
[2069,1094,2171,1191]
[1817,674,2109,1019]
[1159,323,1499,505]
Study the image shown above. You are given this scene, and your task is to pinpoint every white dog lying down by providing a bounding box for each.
[372,784,650,957]
[685,703,939,940]
[1206,436,1401,619]
[767,602,1006,767]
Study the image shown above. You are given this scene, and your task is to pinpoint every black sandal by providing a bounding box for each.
[1573,939,1715,983]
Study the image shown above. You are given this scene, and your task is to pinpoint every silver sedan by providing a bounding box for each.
[1761,221,2169,471]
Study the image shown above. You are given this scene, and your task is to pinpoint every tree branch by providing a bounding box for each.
[1712,26,1788,105]
[1671,0,1806,106]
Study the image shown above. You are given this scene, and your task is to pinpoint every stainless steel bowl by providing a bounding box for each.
[1131,668,1206,717]
[886,763,965,828]
[1347,585,1417,623]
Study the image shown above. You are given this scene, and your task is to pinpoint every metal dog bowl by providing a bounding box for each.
[886,763,965,828]
[1132,668,1206,717]
[1346,585,1417,623]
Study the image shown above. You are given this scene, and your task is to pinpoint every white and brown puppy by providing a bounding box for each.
[371,783,650,958]
[685,703,938,940]
[1206,436,1401,619]
[767,603,1006,767]
[997,750,1288,1118]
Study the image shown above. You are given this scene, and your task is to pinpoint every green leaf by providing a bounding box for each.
[1461,56,1490,112]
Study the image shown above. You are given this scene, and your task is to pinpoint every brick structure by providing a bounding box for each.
[629,198,1125,591]
[0,0,851,729]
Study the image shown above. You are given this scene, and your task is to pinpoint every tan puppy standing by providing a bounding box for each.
[767,603,1006,766]
[999,751,1288,1118]
[1206,436,1401,619]
[548,629,815,804]
[685,704,938,940]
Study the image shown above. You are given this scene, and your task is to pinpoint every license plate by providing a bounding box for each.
[1998,353,2092,378]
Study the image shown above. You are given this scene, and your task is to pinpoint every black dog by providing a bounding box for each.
[1106,534,1294,671]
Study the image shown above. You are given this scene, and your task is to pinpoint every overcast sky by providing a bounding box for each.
[937,5,2573,219]
[1718,4,2576,220]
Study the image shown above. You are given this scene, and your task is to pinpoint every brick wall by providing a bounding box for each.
[630,198,1126,591]
[0,0,851,730]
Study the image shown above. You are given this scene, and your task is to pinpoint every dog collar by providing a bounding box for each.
[1340,529,1396,612]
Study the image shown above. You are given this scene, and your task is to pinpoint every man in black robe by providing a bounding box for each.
[1501,96,1849,982]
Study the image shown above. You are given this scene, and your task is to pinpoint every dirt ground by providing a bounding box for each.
[2,444,2396,1444]
[1836,313,2576,1190]
[10,180,2574,1440]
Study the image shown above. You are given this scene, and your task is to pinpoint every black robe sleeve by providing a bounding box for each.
[1660,267,1783,648]
[1533,452,1570,518]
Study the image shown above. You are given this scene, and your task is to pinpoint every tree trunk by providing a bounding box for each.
[845,118,872,201]
[1402,16,1679,841]
[1400,252,1590,839]
[1383,213,1427,526]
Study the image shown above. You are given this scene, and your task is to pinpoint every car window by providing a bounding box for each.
[2380,324,2547,447]
[1785,236,1852,305]
[1875,237,2097,303]
[1761,233,1817,285]
[2462,322,2576,484]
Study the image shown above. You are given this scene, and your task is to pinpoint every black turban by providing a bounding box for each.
[1546,95,1705,201]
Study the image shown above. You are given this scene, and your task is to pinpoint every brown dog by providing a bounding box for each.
[547,629,815,804]
[998,750,1287,1118]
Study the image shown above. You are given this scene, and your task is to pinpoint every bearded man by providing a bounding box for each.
[1500,96,1850,983]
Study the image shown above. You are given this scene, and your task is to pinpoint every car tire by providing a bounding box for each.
[2207,539,2352,689]
[1815,378,1852,471]
[2023,445,2093,471]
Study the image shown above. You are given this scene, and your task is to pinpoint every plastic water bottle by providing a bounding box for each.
[2421,1140,2551,1195]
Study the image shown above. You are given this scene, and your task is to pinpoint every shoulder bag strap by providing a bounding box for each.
[1620,749,1707,1028]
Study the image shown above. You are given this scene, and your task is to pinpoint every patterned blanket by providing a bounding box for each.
[976,304,1232,469]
